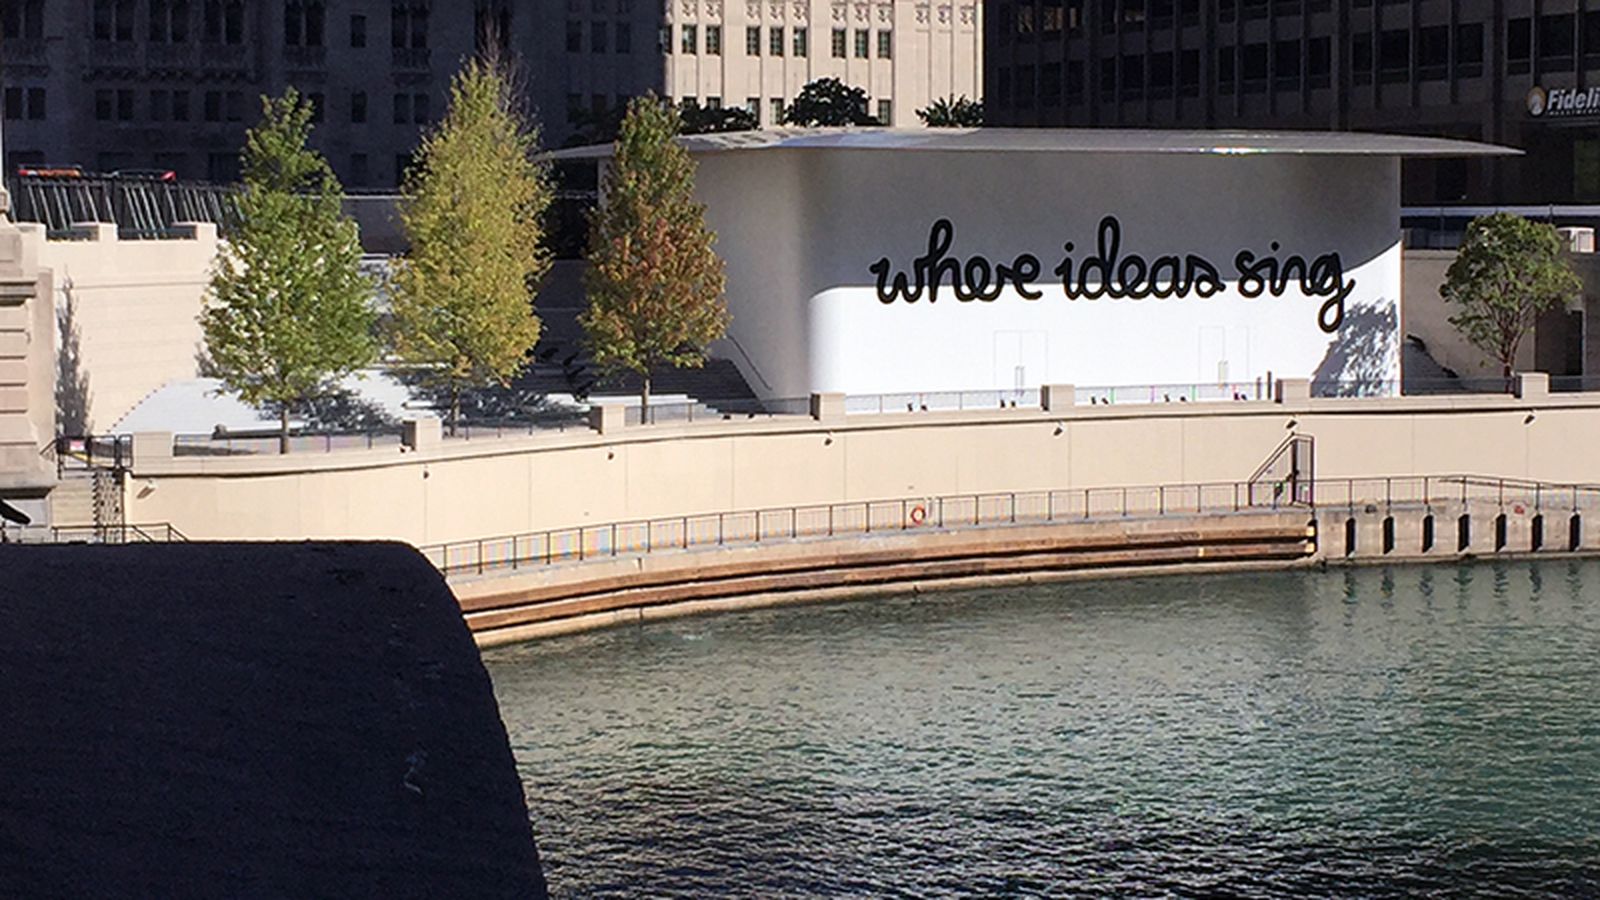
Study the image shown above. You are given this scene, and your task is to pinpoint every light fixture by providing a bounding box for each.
[1285,418,1298,430]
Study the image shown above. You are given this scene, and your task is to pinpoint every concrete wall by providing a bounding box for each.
[123,384,1600,546]
[1403,247,1600,380]
[33,222,220,432]
[0,220,55,509]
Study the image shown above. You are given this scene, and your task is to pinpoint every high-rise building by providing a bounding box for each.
[0,0,980,188]
[984,0,1600,204]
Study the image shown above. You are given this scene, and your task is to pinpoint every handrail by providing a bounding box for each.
[2,522,189,544]
[420,472,1600,577]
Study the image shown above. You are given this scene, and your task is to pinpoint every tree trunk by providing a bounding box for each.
[449,384,461,437]
[640,373,651,422]
[278,406,291,455]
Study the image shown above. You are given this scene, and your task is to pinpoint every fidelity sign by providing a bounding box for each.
[1527,85,1600,118]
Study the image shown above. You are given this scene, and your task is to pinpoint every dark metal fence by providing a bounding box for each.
[5,176,237,239]
[1,522,188,544]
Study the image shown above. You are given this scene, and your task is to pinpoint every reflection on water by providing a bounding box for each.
[486,561,1600,897]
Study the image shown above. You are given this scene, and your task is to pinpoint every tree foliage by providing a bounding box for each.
[1441,212,1581,379]
[391,56,552,431]
[566,98,756,147]
[781,77,878,126]
[200,88,377,453]
[916,95,984,127]
[581,94,729,410]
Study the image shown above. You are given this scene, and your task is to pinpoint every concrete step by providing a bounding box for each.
[51,475,97,528]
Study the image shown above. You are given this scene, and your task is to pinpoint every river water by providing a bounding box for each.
[485,562,1600,897]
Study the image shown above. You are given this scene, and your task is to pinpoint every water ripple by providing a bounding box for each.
[488,561,1600,897]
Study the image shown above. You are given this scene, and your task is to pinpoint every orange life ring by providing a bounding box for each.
[909,504,927,526]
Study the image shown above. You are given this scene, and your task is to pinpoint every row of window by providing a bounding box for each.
[85,87,439,126]
[92,0,244,44]
[82,0,431,49]
[564,92,892,124]
[584,24,891,59]
[1,0,45,40]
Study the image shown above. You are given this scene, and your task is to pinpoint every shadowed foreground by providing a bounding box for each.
[0,542,546,899]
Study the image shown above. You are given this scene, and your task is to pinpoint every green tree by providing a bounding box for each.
[916,95,984,127]
[1441,212,1581,382]
[678,99,758,134]
[391,56,553,433]
[582,94,729,412]
[780,77,878,126]
[200,88,377,454]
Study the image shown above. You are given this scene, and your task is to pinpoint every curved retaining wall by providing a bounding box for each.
[455,511,1318,645]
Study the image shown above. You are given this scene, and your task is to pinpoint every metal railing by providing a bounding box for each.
[51,435,133,474]
[1,522,189,544]
[421,477,1311,577]
[5,176,238,240]
[625,397,811,426]
[845,389,1042,414]
[421,472,1600,577]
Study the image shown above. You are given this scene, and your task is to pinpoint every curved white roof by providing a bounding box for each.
[550,127,1519,160]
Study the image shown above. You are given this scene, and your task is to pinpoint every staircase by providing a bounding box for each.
[50,474,97,527]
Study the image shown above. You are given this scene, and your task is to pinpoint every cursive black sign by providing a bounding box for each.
[870,216,1357,334]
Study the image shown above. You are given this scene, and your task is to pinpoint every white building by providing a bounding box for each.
[559,128,1513,400]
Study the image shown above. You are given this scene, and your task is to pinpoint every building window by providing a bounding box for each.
[209,152,240,183]
[1017,63,1036,106]
[1177,49,1198,97]
[1351,32,1372,85]
[173,90,190,121]
[1118,56,1141,100]
[747,25,760,55]
[853,28,867,58]
[1149,52,1172,98]
[769,26,783,56]
[393,93,410,123]
[682,23,696,53]
[94,0,137,40]
[616,22,631,52]
[1041,61,1062,106]
[308,91,324,122]
[877,29,891,58]
[225,90,242,121]
[831,27,845,58]
[351,13,367,46]
[351,91,367,123]
[567,19,582,51]
[350,153,369,187]
[413,92,428,123]
[1066,60,1084,102]
[284,1,325,46]
[1456,23,1484,78]
[793,26,807,57]
[95,89,113,120]
[1585,14,1600,69]
[1017,5,1033,40]
[117,88,134,120]
[203,0,245,43]
[566,93,582,123]
[1415,25,1447,81]
[747,96,760,124]
[876,98,891,123]
[392,3,427,49]
[2,88,21,121]
[149,89,169,121]
[1378,28,1408,82]
[770,97,785,123]
[149,0,190,42]
[1216,45,1235,93]
[995,67,1011,108]
[706,96,722,109]
[658,24,671,52]
[1,0,45,39]
[1307,36,1330,88]
[203,90,221,121]
[1272,39,1299,89]
[592,21,607,52]
[1507,18,1531,75]
[706,24,721,54]
[1240,42,1266,92]
[1539,13,1575,69]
